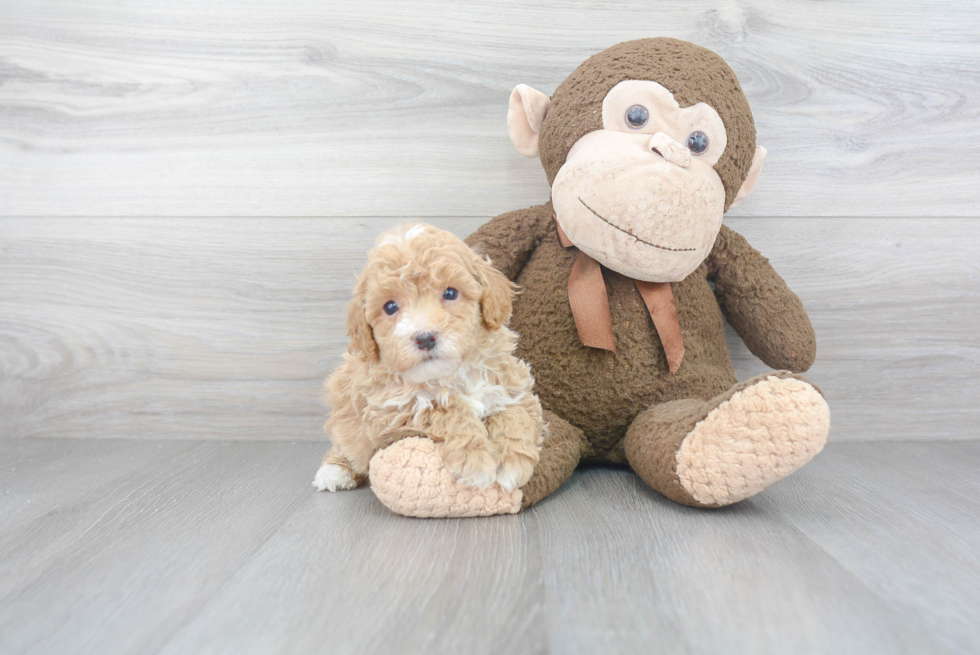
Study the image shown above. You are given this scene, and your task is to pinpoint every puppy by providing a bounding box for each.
[313,223,545,494]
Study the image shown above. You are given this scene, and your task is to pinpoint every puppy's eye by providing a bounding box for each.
[442,288,459,301]
[687,131,709,154]
[626,105,649,129]
[383,300,398,315]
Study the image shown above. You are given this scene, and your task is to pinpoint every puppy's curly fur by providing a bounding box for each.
[313,224,545,494]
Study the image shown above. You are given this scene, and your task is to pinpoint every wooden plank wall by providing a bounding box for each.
[1,1,978,441]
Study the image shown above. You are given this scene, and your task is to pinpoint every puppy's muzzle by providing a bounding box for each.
[414,332,437,351]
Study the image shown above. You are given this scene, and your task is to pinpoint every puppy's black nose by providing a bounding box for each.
[414,332,437,351]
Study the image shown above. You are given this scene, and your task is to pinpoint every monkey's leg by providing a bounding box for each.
[519,410,588,509]
[367,410,586,517]
[624,371,829,508]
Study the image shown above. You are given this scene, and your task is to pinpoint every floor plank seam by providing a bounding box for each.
[154,491,311,652]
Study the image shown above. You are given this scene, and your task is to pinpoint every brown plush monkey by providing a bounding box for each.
[370,37,830,515]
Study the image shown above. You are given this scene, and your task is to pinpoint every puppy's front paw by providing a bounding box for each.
[313,464,358,492]
[441,444,498,490]
[496,454,535,492]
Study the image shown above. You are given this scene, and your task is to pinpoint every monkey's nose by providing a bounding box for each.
[414,332,437,351]
[648,132,691,168]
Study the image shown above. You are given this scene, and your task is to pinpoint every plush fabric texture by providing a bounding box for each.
[623,398,707,506]
[368,38,823,516]
[370,437,523,518]
[368,412,588,514]
[728,146,767,211]
[624,371,827,507]
[508,84,552,157]
[539,37,756,211]
[465,205,819,502]
[557,215,687,366]
[707,226,817,371]
[520,410,590,508]
[551,128,727,283]
[676,373,829,506]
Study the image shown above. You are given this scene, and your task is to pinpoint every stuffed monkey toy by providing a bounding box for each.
[368,37,830,516]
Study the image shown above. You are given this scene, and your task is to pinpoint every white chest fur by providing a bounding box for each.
[381,362,525,420]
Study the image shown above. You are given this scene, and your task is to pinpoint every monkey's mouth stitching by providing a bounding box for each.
[578,198,696,252]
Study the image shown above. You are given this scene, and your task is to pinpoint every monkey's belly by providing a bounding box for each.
[511,236,736,457]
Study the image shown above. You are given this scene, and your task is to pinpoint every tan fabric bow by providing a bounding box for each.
[555,217,685,374]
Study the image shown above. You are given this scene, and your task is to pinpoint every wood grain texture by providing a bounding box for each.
[533,470,947,655]
[756,442,980,655]
[0,440,316,654]
[2,216,977,442]
[1,0,978,218]
[0,438,197,532]
[1,439,975,654]
[158,467,544,655]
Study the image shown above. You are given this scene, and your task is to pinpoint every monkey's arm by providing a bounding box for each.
[465,203,554,280]
[706,225,817,373]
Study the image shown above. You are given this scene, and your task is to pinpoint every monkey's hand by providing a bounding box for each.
[707,225,817,372]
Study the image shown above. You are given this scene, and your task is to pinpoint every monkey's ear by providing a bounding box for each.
[345,278,379,362]
[728,146,767,211]
[507,84,552,158]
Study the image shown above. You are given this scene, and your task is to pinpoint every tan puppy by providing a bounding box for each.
[313,224,545,495]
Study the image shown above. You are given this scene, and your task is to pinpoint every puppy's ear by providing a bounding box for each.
[477,257,515,330]
[346,277,379,361]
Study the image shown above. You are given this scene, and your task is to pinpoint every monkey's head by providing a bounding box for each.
[508,38,765,282]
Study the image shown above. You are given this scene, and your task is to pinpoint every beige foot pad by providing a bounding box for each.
[369,437,523,518]
[676,374,830,506]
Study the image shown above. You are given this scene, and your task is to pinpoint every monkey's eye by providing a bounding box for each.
[442,288,459,301]
[625,105,649,129]
[687,131,709,154]
[383,300,398,315]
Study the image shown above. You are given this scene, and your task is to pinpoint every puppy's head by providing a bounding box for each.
[346,223,515,383]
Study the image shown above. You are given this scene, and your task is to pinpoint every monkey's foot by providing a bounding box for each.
[369,437,522,518]
[675,373,830,507]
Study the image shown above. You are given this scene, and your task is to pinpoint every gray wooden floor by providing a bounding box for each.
[1,439,977,655]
